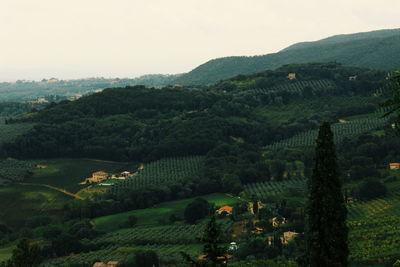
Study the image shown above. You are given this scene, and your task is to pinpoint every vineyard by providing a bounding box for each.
[0,159,34,182]
[94,224,205,246]
[265,117,389,150]
[110,156,205,194]
[40,244,200,267]
[347,196,400,262]
[251,79,335,94]
[244,178,306,200]
[41,220,233,266]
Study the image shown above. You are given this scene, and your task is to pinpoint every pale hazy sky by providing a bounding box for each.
[1,0,399,81]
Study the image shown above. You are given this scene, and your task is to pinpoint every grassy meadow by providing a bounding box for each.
[26,158,134,193]
[92,193,242,232]
[0,184,71,228]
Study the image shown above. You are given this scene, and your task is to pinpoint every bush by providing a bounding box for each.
[184,198,210,224]
[358,180,387,200]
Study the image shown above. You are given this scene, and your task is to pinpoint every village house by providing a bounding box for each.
[36,164,48,169]
[348,75,358,81]
[120,171,131,178]
[281,231,299,245]
[92,261,119,267]
[85,171,109,183]
[272,216,287,227]
[248,201,264,215]
[389,163,400,170]
[287,73,296,80]
[216,206,233,216]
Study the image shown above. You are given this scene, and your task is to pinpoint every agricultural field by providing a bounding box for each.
[0,184,71,228]
[94,219,232,246]
[92,193,241,232]
[244,178,306,199]
[0,159,34,182]
[252,79,335,94]
[0,245,14,263]
[40,244,203,267]
[42,217,233,266]
[255,96,382,125]
[265,117,389,150]
[110,156,205,194]
[26,158,133,193]
[347,196,400,263]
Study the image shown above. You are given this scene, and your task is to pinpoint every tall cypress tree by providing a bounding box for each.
[303,121,348,267]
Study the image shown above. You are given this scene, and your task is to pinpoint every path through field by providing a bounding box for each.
[18,182,84,200]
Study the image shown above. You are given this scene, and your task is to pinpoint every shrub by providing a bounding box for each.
[358,180,387,200]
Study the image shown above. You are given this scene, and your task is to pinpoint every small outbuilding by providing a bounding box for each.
[389,163,400,170]
[287,73,296,80]
[216,206,233,215]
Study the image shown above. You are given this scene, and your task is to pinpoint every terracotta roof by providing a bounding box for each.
[93,171,108,175]
[217,206,233,212]
[390,163,400,166]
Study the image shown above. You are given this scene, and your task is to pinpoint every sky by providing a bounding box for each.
[1,0,399,82]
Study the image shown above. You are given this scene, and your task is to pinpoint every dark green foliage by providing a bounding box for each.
[127,215,138,227]
[41,225,63,240]
[5,87,272,162]
[125,249,160,267]
[2,239,42,267]
[184,198,210,224]
[381,70,400,117]
[24,215,52,228]
[357,180,387,200]
[200,214,228,267]
[303,122,348,267]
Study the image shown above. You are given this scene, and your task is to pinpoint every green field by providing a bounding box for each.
[27,158,133,193]
[0,185,71,228]
[0,245,14,262]
[92,193,241,232]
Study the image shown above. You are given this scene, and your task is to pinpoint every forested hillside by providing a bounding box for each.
[173,28,400,85]
[4,63,385,163]
[1,63,400,266]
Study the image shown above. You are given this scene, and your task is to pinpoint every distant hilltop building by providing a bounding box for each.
[68,94,83,101]
[287,73,296,80]
[348,75,358,81]
[48,78,59,83]
[389,163,400,170]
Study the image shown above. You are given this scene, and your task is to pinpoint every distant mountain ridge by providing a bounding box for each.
[173,28,400,85]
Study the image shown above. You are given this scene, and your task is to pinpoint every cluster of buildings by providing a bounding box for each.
[83,171,132,185]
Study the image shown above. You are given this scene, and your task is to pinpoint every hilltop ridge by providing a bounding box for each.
[172,28,400,85]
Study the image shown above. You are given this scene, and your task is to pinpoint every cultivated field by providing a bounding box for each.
[26,158,133,193]
[0,185,71,228]
[92,193,241,232]
[110,156,205,194]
